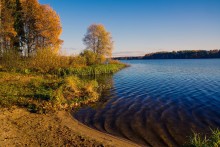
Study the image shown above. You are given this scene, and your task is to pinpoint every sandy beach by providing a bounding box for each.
[0,107,140,147]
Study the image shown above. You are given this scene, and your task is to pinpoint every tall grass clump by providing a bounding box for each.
[0,72,100,113]
[61,76,99,106]
[188,129,220,147]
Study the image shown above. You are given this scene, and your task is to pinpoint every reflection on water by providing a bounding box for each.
[74,59,220,146]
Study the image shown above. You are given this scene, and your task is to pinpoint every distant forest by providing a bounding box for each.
[114,50,220,60]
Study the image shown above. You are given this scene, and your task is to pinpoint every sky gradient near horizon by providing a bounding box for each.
[39,0,220,57]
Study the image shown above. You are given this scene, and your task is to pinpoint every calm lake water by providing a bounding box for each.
[74,59,220,146]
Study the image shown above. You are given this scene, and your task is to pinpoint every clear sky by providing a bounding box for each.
[39,0,220,57]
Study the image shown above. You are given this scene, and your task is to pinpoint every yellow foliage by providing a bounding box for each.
[83,24,113,57]
[35,4,63,52]
[0,0,17,51]
[68,56,87,67]
[81,50,106,65]
[0,0,63,56]
[29,48,61,72]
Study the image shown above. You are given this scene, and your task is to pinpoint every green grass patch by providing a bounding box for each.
[0,72,101,113]
[54,63,127,77]
[0,54,126,113]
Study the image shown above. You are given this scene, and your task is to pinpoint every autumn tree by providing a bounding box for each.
[0,0,62,57]
[21,0,62,56]
[35,4,63,53]
[22,0,62,55]
[83,24,113,57]
[0,0,17,55]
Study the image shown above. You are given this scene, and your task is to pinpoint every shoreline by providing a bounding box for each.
[0,107,140,147]
[69,111,141,147]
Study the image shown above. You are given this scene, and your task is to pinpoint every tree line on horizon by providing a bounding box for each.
[114,50,220,60]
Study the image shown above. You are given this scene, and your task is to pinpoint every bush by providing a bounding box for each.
[80,50,106,65]
[29,48,62,73]
[68,56,86,67]
[109,59,121,64]
[1,50,22,71]
[80,50,97,65]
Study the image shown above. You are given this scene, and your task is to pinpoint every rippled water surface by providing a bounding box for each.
[74,59,220,146]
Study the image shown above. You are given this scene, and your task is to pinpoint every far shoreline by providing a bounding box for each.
[113,49,220,60]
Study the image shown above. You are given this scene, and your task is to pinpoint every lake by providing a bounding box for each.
[74,59,220,146]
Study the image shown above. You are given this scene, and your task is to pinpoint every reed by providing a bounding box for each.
[189,129,220,147]
[56,63,126,77]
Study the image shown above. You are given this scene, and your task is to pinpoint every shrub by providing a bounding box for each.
[1,50,21,71]
[29,48,61,73]
[80,50,97,65]
[68,56,86,67]
[109,59,121,64]
[80,50,106,65]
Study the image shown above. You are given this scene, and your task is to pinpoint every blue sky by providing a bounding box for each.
[39,0,220,57]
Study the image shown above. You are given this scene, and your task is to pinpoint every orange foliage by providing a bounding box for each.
[35,4,63,52]
[0,0,17,52]
[0,0,62,56]
[21,0,63,55]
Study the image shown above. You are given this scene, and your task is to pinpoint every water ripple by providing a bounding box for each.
[74,59,220,146]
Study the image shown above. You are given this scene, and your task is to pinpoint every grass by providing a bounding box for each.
[0,71,100,113]
[188,129,220,147]
[0,50,126,113]
[0,60,125,113]
[55,63,126,77]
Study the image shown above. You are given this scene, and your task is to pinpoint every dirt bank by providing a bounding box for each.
[0,107,140,147]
